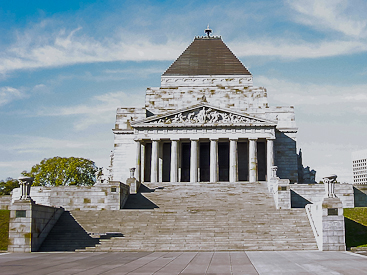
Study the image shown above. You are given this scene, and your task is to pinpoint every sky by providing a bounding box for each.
[1,0,367,183]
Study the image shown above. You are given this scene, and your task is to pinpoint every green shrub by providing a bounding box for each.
[0,210,10,250]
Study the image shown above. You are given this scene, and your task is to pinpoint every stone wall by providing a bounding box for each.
[111,134,136,182]
[274,131,298,183]
[0,195,11,210]
[145,86,269,114]
[291,184,354,208]
[114,107,146,130]
[354,185,367,207]
[11,182,130,211]
[8,200,64,252]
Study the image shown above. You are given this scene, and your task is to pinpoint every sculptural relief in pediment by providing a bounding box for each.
[142,106,273,126]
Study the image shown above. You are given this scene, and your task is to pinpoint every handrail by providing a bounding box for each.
[306,205,319,237]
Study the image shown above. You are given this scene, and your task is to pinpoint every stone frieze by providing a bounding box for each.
[150,107,260,125]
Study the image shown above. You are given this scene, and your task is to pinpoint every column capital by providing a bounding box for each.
[152,138,160,142]
[248,137,258,141]
[191,138,199,141]
[229,138,238,141]
[210,138,219,141]
[170,138,180,141]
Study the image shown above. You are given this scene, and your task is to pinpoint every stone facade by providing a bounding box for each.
[111,34,302,184]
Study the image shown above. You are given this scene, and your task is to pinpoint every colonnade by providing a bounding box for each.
[135,137,274,183]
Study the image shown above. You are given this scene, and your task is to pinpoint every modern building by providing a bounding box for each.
[111,29,304,184]
[352,149,367,184]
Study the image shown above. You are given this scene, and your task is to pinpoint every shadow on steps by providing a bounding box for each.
[38,211,123,252]
[123,184,159,209]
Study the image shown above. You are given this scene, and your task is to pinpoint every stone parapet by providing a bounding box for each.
[291,184,354,208]
[11,182,130,211]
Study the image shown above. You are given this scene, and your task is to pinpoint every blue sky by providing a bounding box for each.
[1,0,367,183]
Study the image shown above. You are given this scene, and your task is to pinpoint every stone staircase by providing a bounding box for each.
[66,182,317,251]
[38,211,100,252]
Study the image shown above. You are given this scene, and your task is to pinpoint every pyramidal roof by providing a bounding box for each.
[163,36,251,76]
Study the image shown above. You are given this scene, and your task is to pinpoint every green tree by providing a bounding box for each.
[0,178,19,195]
[22,157,98,186]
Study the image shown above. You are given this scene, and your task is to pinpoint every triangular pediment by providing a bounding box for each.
[131,103,276,128]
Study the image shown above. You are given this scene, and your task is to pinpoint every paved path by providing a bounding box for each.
[1,251,367,274]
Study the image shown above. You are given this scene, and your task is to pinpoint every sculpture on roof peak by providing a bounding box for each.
[205,24,212,37]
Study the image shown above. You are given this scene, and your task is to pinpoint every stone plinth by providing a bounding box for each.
[8,200,64,252]
[306,197,346,251]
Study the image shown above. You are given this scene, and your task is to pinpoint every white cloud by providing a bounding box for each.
[256,76,367,107]
[288,0,367,38]
[1,18,367,76]
[231,39,367,59]
[35,90,145,130]
[0,86,25,106]
[0,26,185,75]
[300,141,356,183]
[0,136,87,154]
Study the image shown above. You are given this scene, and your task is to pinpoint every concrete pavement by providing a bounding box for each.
[0,251,366,274]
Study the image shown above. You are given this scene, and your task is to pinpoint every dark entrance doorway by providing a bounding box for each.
[181,142,190,182]
[238,141,249,181]
[200,142,210,182]
[162,142,171,182]
[218,142,229,181]
[257,141,266,181]
[144,143,152,182]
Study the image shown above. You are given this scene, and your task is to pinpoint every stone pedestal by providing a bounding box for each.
[306,196,346,251]
[8,200,64,252]
[320,197,345,251]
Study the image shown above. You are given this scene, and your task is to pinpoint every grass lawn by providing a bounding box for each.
[0,210,10,250]
[344,207,367,248]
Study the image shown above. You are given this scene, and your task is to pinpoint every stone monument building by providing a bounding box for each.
[111,29,299,184]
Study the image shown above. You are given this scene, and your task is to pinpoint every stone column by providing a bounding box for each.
[141,142,145,183]
[266,138,275,181]
[171,139,179,182]
[190,139,199,182]
[249,138,257,182]
[151,139,159,183]
[210,138,218,182]
[158,141,163,183]
[135,139,141,183]
[229,138,238,182]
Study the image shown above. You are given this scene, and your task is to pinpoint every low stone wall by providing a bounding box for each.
[11,182,130,211]
[8,200,64,252]
[354,185,367,207]
[290,184,354,208]
[0,195,11,210]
